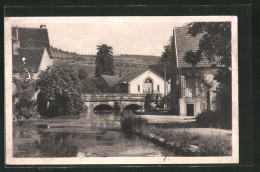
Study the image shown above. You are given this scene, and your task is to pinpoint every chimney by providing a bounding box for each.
[40,25,46,29]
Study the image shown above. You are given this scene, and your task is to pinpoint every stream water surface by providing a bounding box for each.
[13,111,175,157]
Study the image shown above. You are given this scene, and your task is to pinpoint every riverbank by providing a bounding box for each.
[121,113,232,156]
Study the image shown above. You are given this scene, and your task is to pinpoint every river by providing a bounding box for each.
[13,111,175,157]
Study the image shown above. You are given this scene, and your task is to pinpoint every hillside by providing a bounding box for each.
[51,47,161,78]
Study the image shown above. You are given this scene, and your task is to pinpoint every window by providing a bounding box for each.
[138,85,140,91]
[181,76,186,88]
[157,85,160,92]
[144,78,152,83]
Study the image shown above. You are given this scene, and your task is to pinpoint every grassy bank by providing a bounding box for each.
[121,112,232,156]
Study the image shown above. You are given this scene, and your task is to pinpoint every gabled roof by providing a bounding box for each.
[148,64,172,80]
[117,70,146,84]
[100,75,122,87]
[12,27,53,58]
[174,27,221,68]
[13,48,46,73]
[117,68,165,84]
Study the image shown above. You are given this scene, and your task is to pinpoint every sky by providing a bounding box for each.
[6,16,235,56]
[46,21,185,56]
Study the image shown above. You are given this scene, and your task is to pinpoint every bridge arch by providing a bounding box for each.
[93,104,113,111]
[123,104,142,111]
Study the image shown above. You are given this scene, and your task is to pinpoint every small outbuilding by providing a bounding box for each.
[96,75,122,93]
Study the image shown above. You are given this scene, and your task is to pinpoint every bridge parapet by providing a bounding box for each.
[82,93,162,102]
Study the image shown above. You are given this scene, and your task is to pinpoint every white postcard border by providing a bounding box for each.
[5,16,239,165]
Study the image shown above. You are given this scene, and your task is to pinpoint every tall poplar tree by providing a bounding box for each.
[159,36,180,114]
[95,44,115,77]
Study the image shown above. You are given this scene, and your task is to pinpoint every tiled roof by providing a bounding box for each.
[12,27,53,58]
[13,48,45,73]
[117,70,147,84]
[117,68,166,84]
[174,27,221,68]
[148,64,172,80]
[100,75,122,87]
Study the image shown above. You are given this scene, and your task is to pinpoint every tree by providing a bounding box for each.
[36,63,84,117]
[78,68,88,80]
[184,22,231,113]
[13,64,37,119]
[81,77,101,94]
[159,37,180,114]
[13,77,36,119]
[95,44,115,77]
[144,93,153,112]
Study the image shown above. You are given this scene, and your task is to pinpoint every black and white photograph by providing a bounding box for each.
[4,16,238,164]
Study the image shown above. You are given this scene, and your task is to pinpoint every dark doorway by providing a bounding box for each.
[187,104,194,116]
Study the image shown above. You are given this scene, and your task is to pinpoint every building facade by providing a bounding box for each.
[173,27,221,116]
[114,68,171,96]
[12,25,53,80]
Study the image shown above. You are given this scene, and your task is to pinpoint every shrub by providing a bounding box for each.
[120,112,148,135]
[78,69,88,80]
[144,93,153,112]
[148,126,231,156]
[198,136,232,156]
[81,77,100,94]
[13,78,37,119]
[15,96,36,119]
[36,63,84,117]
[196,110,231,129]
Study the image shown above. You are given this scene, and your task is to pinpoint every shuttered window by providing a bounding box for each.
[181,76,186,97]
[181,76,186,88]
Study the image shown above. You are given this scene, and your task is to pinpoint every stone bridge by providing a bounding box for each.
[82,93,161,112]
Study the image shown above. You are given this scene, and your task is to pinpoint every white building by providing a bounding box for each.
[114,68,171,96]
[12,25,53,80]
[173,27,223,116]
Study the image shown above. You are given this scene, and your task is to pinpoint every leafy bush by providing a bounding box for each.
[78,69,88,80]
[13,78,37,119]
[36,63,84,117]
[198,135,232,156]
[148,126,231,156]
[81,77,100,94]
[15,96,36,119]
[196,110,231,129]
[144,94,153,112]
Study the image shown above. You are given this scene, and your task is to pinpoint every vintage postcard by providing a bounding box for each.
[5,16,238,165]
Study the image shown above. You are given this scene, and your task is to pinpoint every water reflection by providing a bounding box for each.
[13,111,175,157]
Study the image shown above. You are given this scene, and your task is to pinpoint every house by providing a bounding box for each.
[173,27,222,116]
[12,25,53,79]
[114,67,171,96]
[96,75,122,93]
